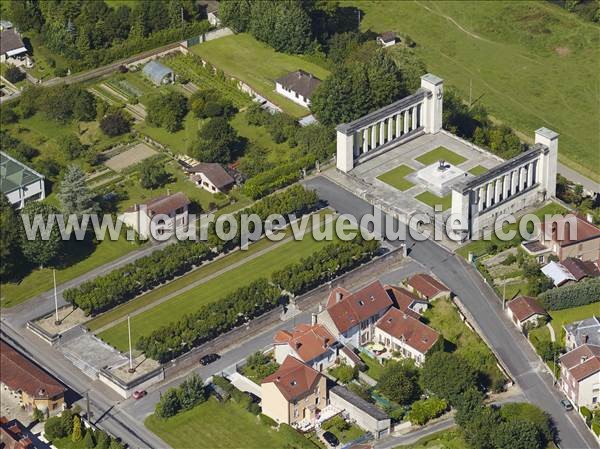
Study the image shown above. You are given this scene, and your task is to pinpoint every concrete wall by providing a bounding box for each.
[329,389,391,439]
[275,83,311,108]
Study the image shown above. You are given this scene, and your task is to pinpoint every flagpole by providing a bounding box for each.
[128,315,135,373]
[53,269,60,325]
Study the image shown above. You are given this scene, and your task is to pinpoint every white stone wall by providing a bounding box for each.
[275,83,310,108]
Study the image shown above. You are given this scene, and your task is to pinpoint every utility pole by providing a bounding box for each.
[469,79,472,107]
[53,269,60,325]
[502,282,506,310]
[127,315,135,373]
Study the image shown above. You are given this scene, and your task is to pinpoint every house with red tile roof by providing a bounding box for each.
[273,321,338,372]
[261,356,327,427]
[374,308,440,366]
[558,344,600,408]
[505,296,548,331]
[317,280,393,347]
[0,340,65,415]
[406,274,450,300]
[384,285,429,319]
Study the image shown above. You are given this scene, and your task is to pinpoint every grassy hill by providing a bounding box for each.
[346,0,599,182]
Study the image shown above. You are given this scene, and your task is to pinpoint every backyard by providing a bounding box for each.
[190,33,330,117]
[348,0,600,181]
[145,398,318,449]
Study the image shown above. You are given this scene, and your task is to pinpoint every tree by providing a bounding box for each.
[108,439,124,449]
[310,66,358,126]
[58,165,98,216]
[377,360,420,405]
[462,406,501,449]
[493,419,543,449]
[44,416,67,440]
[94,430,110,449]
[20,202,64,268]
[100,111,131,136]
[5,65,25,83]
[0,195,23,279]
[71,415,82,442]
[62,135,86,160]
[189,116,241,163]
[139,156,170,189]
[146,92,188,132]
[454,386,485,427]
[177,373,206,410]
[155,387,181,418]
[366,50,403,108]
[420,352,479,405]
[219,0,253,32]
[83,428,95,449]
[499,403,554,445]
[327,31,362,65]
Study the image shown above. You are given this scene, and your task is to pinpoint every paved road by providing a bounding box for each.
[303,176,598,449]
[558,162,599,195]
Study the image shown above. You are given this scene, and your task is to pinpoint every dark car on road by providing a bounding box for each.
[322,431,339,447]
[199,353,220,366]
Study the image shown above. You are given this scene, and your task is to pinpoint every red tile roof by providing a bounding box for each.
[1,417,33,449]
[541,214,600,247]
[375,307,440,354]
[126,192,190,216]
[273,323,336,363]
[506,296,547,322]
[559,344,600,382]
[325,281,393,334]
[0,340,65,400]
[562,257,600,280]
[385,285,426,319]
[262,356,322,401]
[407,274,450,299]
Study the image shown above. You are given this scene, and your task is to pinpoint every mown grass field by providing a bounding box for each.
[416,146,466,166]
[145,398,318,449]
[415,191,452,210]
[548,302,600,343]
[134,113,201,155]
[469,165,489,176]
[348,0,599,182]
[377,164,415,191]
[98,212,340,351]
[190,33,330,117]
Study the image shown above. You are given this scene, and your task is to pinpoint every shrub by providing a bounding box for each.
[44,416,67,440]
[259,413,277,427]
[248,402,261,415]
[328,363,358,384]
[5,65,25,83]
[242,155,316,199]
[100,111,131,136]
[592,421,600,436]
[537,278,600,310]
[406,397,448,425]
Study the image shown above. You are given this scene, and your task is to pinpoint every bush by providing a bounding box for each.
[592,421,600,436]
[100,111,131,136]
[406,397,448,425]
[537,278,600,310]
[242,155,316,199]
[44,416,67,440]
[259,413,277,427]
[248,402,261,416]
[328,363,358,384]
[5,65,25,83]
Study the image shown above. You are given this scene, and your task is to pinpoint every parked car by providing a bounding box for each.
[132,390,146,399]
[560,399,573,411]
[199,353,220,366]
[322,431,339,447]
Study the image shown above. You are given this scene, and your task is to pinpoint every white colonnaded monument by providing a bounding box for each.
[335,74,558,238]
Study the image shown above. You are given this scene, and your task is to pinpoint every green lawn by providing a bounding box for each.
[358,352,385,381]
[145,398,318,449]
[469,165,489,176]
[1,235,141,308]
[348,0,600,182]
[190,33,330,117]
[423,297,505,389]
[548,302,600,344]
[416,147,467,166]
[23,32,70,81]
[98,214,338,351]
[377,164,415,191]
[415,191,452,210]
[135,112,201,155]
[394,428,465,449]
[322,416,364,444]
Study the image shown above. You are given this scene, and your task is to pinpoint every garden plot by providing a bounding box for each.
[105,142,157,172]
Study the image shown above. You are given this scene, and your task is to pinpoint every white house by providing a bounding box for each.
[119,192,190,240]
[374,307,440,366]
[0,151,45,209]
[275,70,321,108]
[273,321,338,372]
[186,162,235,194]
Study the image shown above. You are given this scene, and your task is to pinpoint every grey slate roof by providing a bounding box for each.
[275,70,321,100]
[330,385,389,420]
[565,316,600,347]
[0,151,44,194]
[0,28,26,56]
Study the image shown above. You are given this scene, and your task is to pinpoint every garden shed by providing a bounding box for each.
[142,60,173,86]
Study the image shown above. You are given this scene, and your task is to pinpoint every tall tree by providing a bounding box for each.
[146,92,188,132]
[219,0,253,32]
[366,50,403,108]
[71,415,82,442]
[377,360,420,405]
[189,116,241,163]
[58,165,97,216]
[493,420,543,449]
[310,66,357,126]
[0,195,23,280]
[20,202,64,268]
[420,352,479,405]
[139,156,170,189]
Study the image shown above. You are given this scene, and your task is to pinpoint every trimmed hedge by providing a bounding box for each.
[243,155,316,200]
[537,278,600,310]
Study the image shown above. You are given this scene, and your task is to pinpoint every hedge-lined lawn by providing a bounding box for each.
[548,302,600,344]
[377,164,415,191]
[146,398,318,449]
[416,147,467,166]
[358,353,385,381]
[190,33,330,118]
[415,191,452,211]
[98,213,339,351]
[1,236,140,308]
[135,113,201,154]
[423,297,505,389]
[469,165,489,176]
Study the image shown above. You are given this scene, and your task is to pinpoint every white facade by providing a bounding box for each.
[119,205,188,240]
[275,82,311,108]
[373,327,428,366]
[560,364,600,408]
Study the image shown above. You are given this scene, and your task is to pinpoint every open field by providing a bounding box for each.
[548,302,600,343]
[190,33,330,117]
[348,0,600,181]
[376,164,415,191]
[98,213,339,351]
[415,191,452,210]
[145,398,318,449]
[416,146,466,166]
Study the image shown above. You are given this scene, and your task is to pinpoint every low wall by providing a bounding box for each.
[98,365,164,399]
[26,319,60,346]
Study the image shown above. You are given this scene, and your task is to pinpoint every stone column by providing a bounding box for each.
[412,107,418,131]
[527,161,534,187]
[403,110,410,134]
[512,169,519,193]
[371,125,378,150]
[503,173,511,199]
[388,117,394,141]
[478,186,485,210]
[379,121,386,144]
[495,178,502,203]
[486,183,494,207]
[396,114,402,136]
[362,128,369,153]
[519,166,527,191]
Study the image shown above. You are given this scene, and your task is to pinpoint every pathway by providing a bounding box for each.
[547,322,556,342]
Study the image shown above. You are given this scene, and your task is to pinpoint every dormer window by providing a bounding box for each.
[358,300,364,306]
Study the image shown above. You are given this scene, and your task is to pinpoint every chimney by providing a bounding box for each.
[323,338,329,348]
[586,212,594,224]
[311,313,317,326]
[134,204,138,212]
[336,291,343,303]
[295,341,302,350]
[583,334,589,344]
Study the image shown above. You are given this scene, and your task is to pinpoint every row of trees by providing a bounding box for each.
[44,408,124,449]
[271,237,380,295]
[137,278,281,362]
[63,185,319,314]
[18,84,96,123]
[538,277,600,310]
[155,373,207,418]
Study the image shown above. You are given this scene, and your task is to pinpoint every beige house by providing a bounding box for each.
[261,356,327,427]
[186,162,234,194]
[505,296,548,331]
[558,344,600,408]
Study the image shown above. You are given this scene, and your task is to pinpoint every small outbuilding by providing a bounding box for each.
[275,70,321,108]
[0,28,27,63]
[142,60,174,86]
[506,296,547,331]
[186,162,235,194]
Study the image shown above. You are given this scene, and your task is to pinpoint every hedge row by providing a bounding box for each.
[64,185,319,315]
[271,237,380,295]
[242,155,316,200]
[537,278,600,310]
[137,278,281,362]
